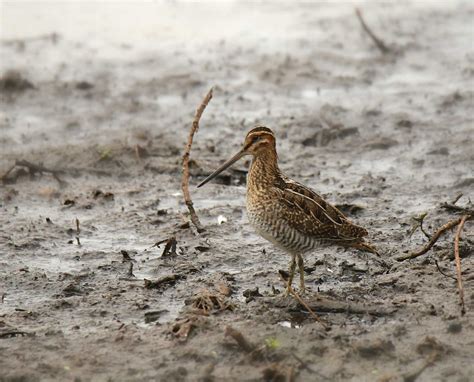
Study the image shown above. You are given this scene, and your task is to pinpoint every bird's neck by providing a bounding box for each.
[248,148,282,189]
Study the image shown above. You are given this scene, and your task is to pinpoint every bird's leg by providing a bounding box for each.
[285,254,297,296]
[296,254,305,294]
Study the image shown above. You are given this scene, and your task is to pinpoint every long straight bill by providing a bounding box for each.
[197,149,245,188]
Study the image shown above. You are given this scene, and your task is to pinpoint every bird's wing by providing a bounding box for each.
[274,177,368,241]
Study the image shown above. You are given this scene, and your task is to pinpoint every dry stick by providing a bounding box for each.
[395,216,469,261]
[0,163,16,183]
[451,193,463,205]
[181,88,213,233]
[16,159,66,185]
[355,8,390,54]
[75,218,81,246]
[454,215,469,315]
[224,326,255,353]
[288,286,327,329]
[402,350,438,382]
[434,260,456,281]
[440,203,474,215]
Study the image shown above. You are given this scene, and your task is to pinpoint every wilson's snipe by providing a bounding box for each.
[198,126,378,294]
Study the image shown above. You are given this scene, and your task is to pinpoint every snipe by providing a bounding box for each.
[198,126,378,294]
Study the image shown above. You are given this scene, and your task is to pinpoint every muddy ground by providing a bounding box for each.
[1,2,473,381]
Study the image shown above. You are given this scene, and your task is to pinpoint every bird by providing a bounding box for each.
[197,126,378,295]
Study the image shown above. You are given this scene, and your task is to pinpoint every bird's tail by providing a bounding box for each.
[349,240,380,257]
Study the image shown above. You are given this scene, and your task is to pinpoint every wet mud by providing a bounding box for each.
[1,2,473,381]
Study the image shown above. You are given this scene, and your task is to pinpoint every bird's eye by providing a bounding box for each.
[252,136,261,143]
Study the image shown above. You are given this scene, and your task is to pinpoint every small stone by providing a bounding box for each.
[447,321,462,334]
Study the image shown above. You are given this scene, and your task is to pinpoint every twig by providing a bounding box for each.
[454,215,468,315]
[225,326,255,353]
[75,218,81,246]
[2,159,67,186]
[144,274,185,290]
[396,216,470,261]
[181,88,213,233]
[409,212,431,240]
[288,286,328,329]
[434,260,456,281]
[440,203,474,215]
[355,8,390,54]
[451,193,463,205]
[126,263,135,278]
[0,330,34,338]
[403,350,438,382]
[152,237,178,257]
[0,164,16,183]
[291,354,317,374]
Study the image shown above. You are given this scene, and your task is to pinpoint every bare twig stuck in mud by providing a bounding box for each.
[144,274,185,290]
[0,330,35,338]
[288,287,328,329]
[75,218,81,246]
[17,159,66,185]
[440,192,473,215]
[409,212,431,240]
[402,350,439,382]
[451,193,463,205]
[0,163,16,183]
[171,317,198,342]
[262,363,295,382]
[127,263,135,278]
[181,87,213,233]
[434,260,456,281]
[396,216,471,261]
[1,159,67,186]
[224,326,256,354]
[153,237,177,257]
[355,8,391,54]
[440,202,474,216]
[454,215,468,315]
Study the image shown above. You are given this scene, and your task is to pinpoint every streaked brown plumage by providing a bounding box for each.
[198,126,378,294]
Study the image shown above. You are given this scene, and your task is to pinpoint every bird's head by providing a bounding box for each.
[197,126,276,188]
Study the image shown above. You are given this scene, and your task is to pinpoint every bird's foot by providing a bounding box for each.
[298,284,306,296]
[284,282,306,297]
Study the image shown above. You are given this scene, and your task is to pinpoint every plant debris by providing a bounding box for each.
[144,274,185,290]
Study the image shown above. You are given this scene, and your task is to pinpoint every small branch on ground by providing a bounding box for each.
[291,354,317,374]
[153,237,177,257]
[127,263,135,278]
[440,203,474,215]
[402,350,439,382]
[355,8,391,54]
[396,216,471,261]
[75,218,81,246]
[440,193,473,215]
[0,163,16,183]
[434,260,456,281]
[288,286,328,329]
[144,274,185,290]
[409,212,431,240]
[1,159,67,186]
[454,215,468,315]
[451,193,463,205]
[0,330,35,338]
[181,88,213,233]
[224,326,256,354]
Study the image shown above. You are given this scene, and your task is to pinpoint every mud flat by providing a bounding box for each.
[1,2,473,381]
